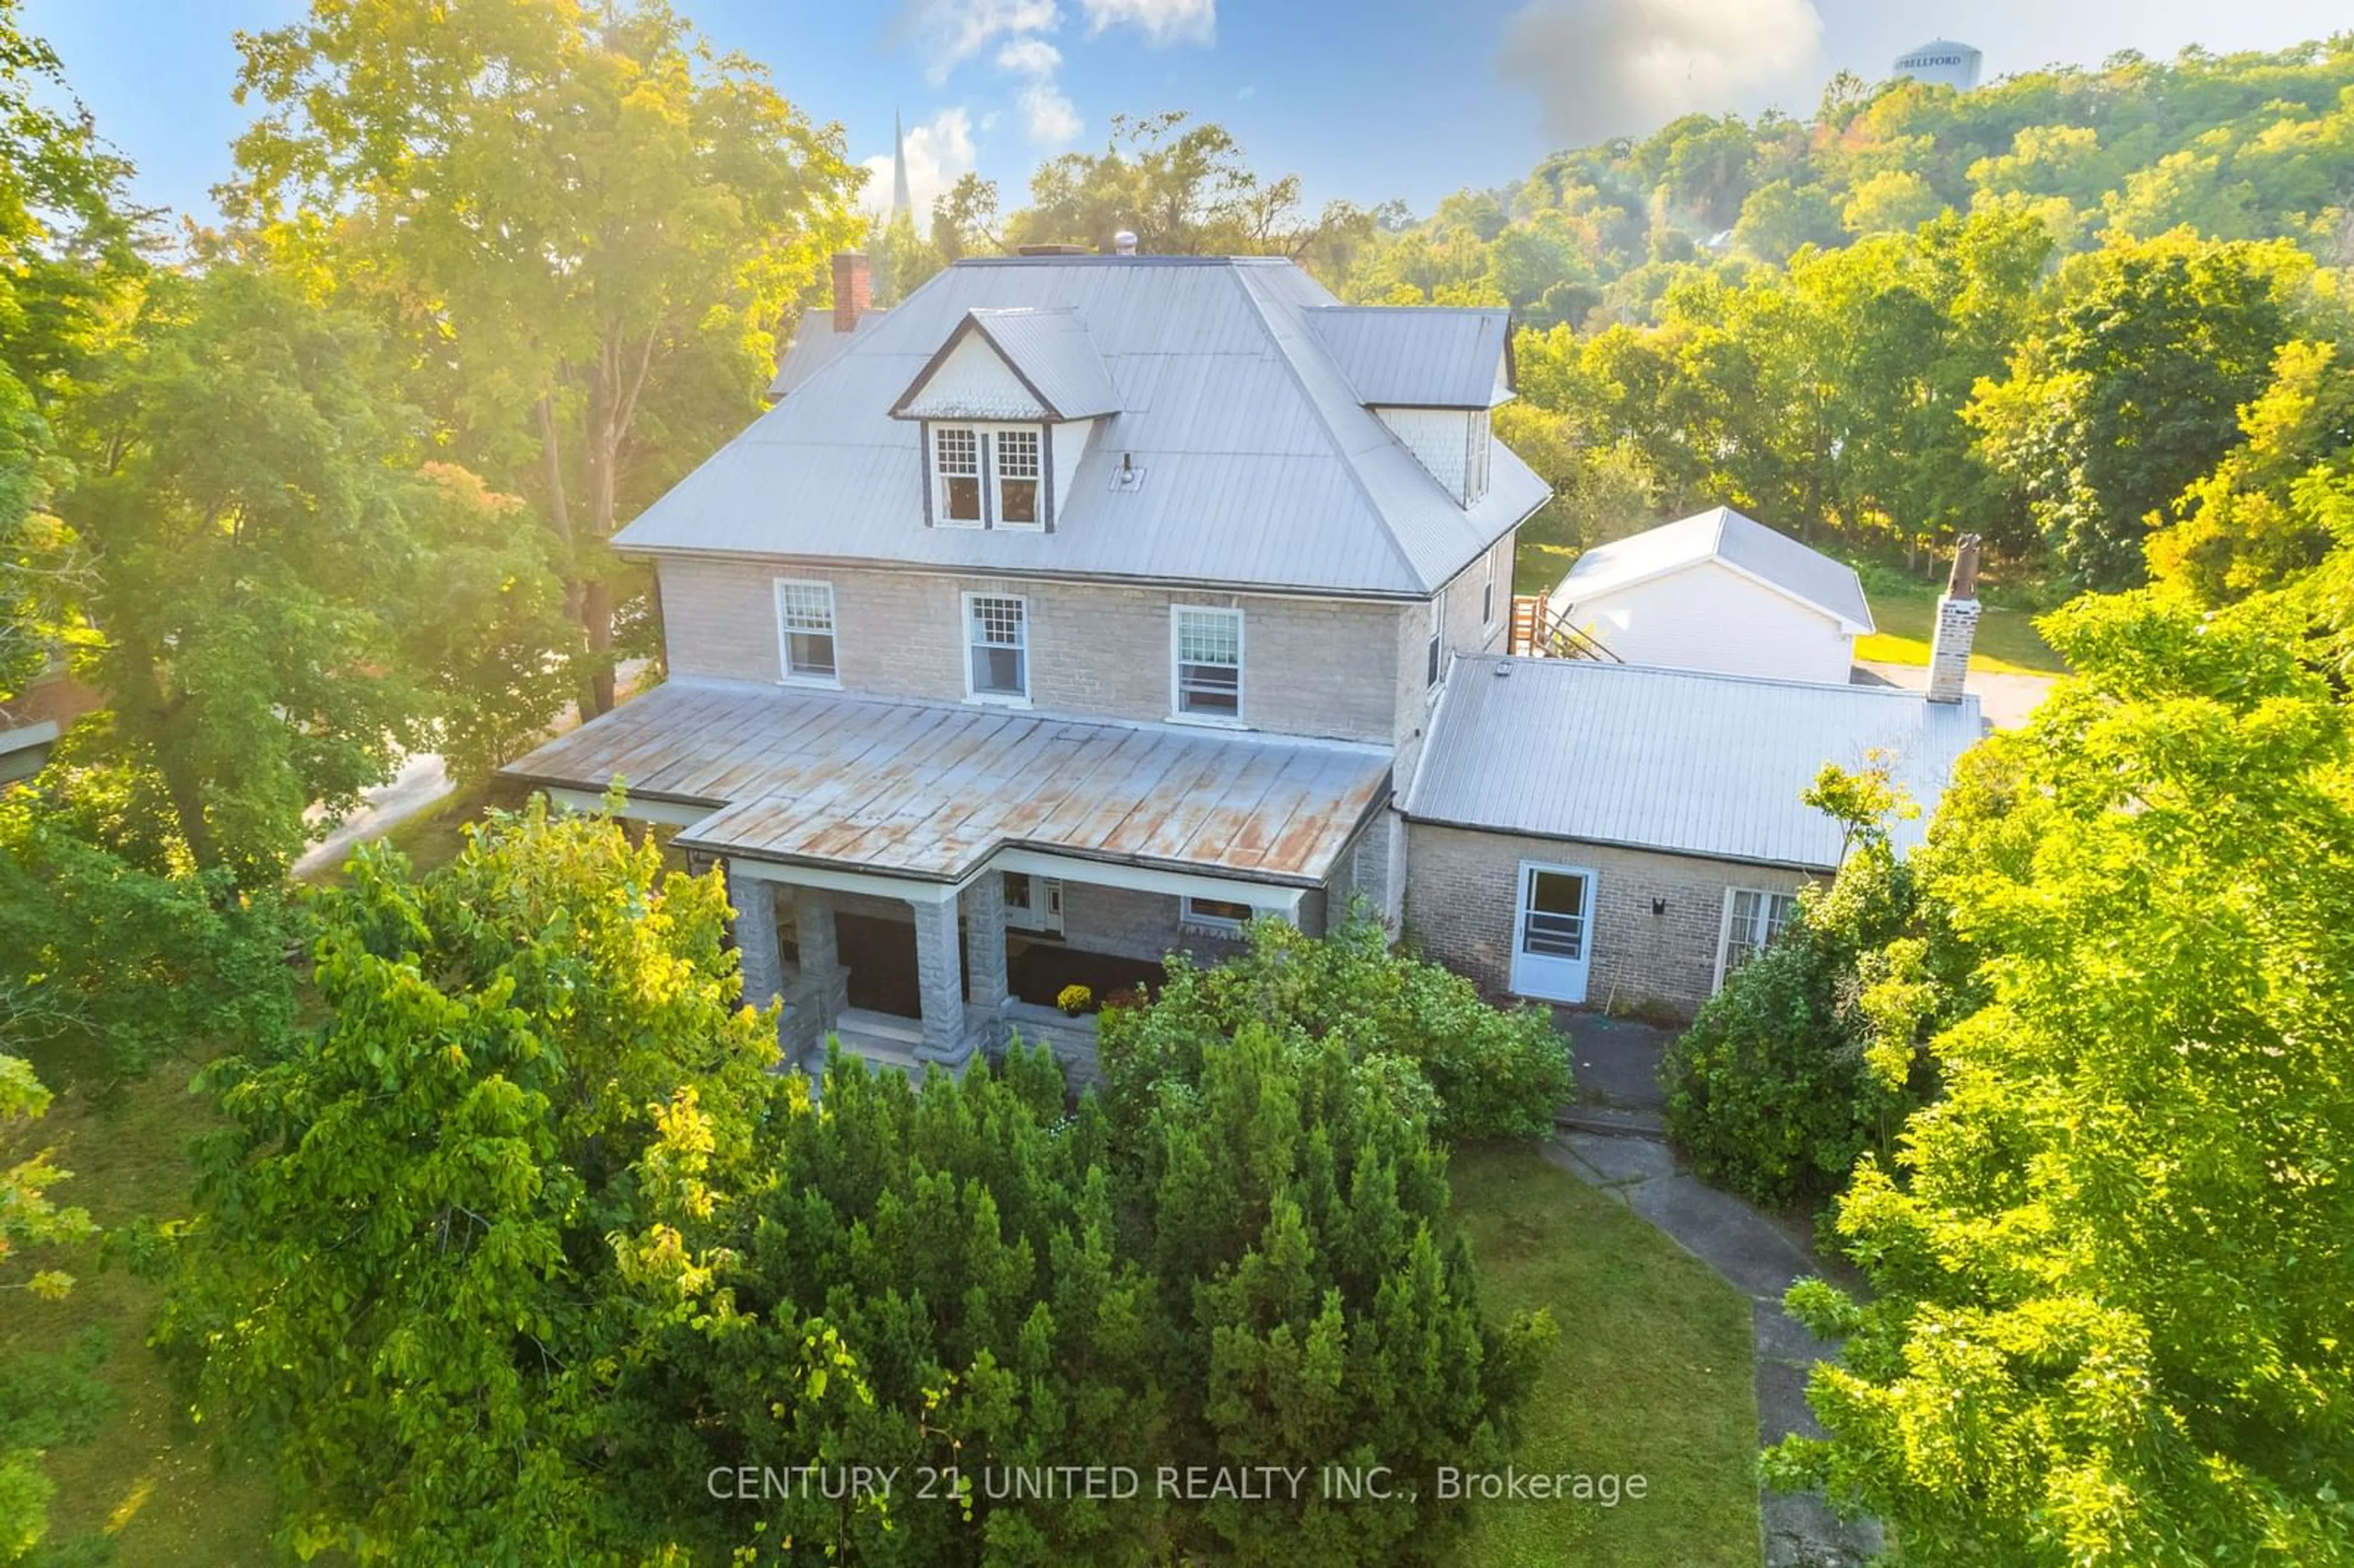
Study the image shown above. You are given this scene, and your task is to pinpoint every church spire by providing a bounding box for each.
[891,109,913,222]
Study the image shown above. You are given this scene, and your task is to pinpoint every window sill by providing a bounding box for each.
[779,674,843,691]
[938,516,986,530]
[966,691,1032,709]
[1167,711,1247,731]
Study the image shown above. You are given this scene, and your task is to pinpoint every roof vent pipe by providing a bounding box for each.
[1113,229,1138,256]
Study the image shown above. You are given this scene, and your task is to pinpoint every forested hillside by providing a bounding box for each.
[891,40,2354,590]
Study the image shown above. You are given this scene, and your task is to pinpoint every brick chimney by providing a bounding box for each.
[1927,534,1982,704]
[830,251,871,333]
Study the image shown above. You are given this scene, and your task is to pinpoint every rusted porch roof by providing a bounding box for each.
[501,681,1390,887]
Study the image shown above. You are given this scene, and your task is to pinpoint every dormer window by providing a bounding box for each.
[996,428,1041,527]
[929,423,1046,530]
[935,426,983,525]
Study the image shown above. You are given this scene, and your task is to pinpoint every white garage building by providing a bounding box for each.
[1545,507,1874,685]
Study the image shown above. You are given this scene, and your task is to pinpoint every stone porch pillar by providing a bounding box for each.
[909,893,975,1067]
[962,873,1011,1052]
[962,875,1011,1008]
[727,863,785,1019]
[791,886,850,1025]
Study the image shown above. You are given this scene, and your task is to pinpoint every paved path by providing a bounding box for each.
[292,750,452,878]
[1547,1132,1880,1567]
[1856,658,2055,730]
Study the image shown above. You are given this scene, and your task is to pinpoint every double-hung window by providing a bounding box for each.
[935,425,983,525]
[1172,606,1243,722]
[1427,595,1446,690]
[966,593,1029,702]
[1481,549,1497,632]
[774,580,838,684]
[1717,888,1800,987]
[932,423,1045,528]
[995,428,1042,527]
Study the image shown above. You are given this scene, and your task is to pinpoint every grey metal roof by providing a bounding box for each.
[1305,306,1514,408]
[766,310,886,399]
[1550,507,1875,633]
[1403,656,1983,870]
[503,679,1390,886]
[617,256,1549,599]
[964,308,1118,419]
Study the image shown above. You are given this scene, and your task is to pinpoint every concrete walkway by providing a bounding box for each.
[1547,1131,1881,1568]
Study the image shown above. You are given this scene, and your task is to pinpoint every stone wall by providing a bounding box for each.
[1402,822,1816,1019]
[658,556,1414,746]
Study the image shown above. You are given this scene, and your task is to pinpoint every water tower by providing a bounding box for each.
[1893,38,1983,92]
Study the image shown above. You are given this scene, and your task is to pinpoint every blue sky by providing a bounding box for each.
[22,0,2352,229]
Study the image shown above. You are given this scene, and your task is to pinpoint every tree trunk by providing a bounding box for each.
[581,368,621,720]
[119,649,220,875]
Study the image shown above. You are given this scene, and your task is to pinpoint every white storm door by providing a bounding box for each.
[1509,861,1594,1003]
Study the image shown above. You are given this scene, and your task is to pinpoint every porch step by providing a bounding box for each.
[1553,1102,1667,1140]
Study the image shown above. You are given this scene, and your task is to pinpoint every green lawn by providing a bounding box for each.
[1450,1143,1759,1567]
[2,1066,276,1566]
[1853,579,2064,676]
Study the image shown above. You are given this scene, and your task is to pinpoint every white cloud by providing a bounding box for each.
[1019,80,1084,145]
[903,0,1062,84]
[1500,0,1823,145]
[859,107,977,221]
[1081,0,1215,45]
[996,37,1063,75]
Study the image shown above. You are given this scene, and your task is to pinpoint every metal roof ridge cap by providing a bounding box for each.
[1224,264,1430,595]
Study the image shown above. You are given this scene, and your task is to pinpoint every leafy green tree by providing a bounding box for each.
[1842,170,1944,236]
[0,793,295,1080]
[1965,234,2311,587]
[49,265,434,883]
[1770,583,2354,1562]
[0,1052,98,1557]
[1731,180,1844,264]
[0,0,140,706]
[232,0,863,716]
[159,798,781,1563]
[1008,112,1372,276]
[2147,337,2354,601]
[1097,909,1571,1144]
[1662,763,1970,1208]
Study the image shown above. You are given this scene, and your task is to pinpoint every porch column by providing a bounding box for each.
[962,875,1011,1010]
[791,886,849,1024]
[727,862,785,1019]
[909,893,975,1067]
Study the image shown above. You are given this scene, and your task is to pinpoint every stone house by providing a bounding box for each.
[503,249,1984,1075]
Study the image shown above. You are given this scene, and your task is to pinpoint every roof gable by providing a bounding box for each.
[891,307,1118,422]
[1552,506,1874,633]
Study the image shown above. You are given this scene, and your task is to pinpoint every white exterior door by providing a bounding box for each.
[1509,861,1595,1003]
[1003,872,1064,935]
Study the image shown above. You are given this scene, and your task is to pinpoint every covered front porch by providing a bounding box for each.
[500,679,1394,1084]
[712,848,1311,1085]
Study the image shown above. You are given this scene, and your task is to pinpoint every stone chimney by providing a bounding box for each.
[830,252,871,334]
[1927,534,1982,704]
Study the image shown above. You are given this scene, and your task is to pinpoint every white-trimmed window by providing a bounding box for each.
[965,593,1029,702]
[995,427,1042,527]
[1481,549,1497,632]
[1716,888,1800,988]
[774,579,839,684]
[1426,594,1446,690]
[1171,606,1243,722]
[1180,896,1254,934]
[935,425,983,525]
